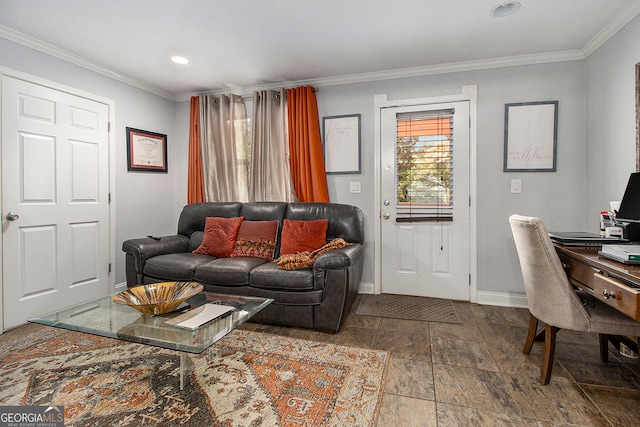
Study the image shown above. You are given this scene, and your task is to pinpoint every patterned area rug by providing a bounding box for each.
[356,294,461,324]
[0,327,389,426]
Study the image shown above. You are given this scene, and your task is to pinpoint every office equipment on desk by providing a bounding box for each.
[599,244,640,264]
[612,173,640,240]
[615,173,640,223]
[605,226,624,238]
[600,211,616,234]
[548,231,622,247]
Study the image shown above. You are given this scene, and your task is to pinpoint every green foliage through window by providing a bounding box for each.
[396,111,453,207]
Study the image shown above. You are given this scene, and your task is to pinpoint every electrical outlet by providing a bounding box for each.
[350,181,361,194]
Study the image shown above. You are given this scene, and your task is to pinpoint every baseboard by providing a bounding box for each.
[358,282,375,294]
[115,281,127,292]
[357,285,528,309]
[476,291,528,308]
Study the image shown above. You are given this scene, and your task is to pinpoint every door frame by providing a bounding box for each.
[373,85,478,301]
[0,67,116,332]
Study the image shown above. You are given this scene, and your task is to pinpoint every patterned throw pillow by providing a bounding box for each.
[276,238,349,270]
[279,219,328,255]
[192,216,244,257]
[230,220,279,260]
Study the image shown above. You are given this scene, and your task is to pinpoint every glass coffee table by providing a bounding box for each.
[29,291,273,389]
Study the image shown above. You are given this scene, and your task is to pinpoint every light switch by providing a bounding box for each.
[350,181,361,194]
[510,179,522,194]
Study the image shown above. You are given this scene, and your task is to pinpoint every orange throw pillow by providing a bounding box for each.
[279,219,328,255]
[193,216,244,257]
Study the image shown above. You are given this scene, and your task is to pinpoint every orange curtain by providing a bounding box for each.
[187,96,204,203]
[286,86,330,202]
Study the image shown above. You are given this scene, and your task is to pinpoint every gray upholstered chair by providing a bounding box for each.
[509,214,640,384]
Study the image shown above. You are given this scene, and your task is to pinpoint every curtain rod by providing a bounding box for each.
[242,86,319,100]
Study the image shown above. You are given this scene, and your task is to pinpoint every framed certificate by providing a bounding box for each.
[126,127,168,172]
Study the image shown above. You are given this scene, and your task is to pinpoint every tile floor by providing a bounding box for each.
[241,295,640,426]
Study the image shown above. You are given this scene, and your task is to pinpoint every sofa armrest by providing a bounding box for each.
[122,235,190,275]
[313,243,363,269]
[122,235,190,287]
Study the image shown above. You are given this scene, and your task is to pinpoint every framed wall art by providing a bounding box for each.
[126,127,168,173]
[322,114,361,174]
[503,101,558,172]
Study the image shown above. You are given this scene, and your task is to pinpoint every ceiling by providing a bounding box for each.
[1,0,639,101]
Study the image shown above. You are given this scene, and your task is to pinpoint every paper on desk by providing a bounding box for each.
[166,303,234,330]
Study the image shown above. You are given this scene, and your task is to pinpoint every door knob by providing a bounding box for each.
[383,213,390,220]
[5,212,19,221]
[383,199,390,206]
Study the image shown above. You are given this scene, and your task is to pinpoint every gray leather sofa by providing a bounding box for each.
[122,202,364,332]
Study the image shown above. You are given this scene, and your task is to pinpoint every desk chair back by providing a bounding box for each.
[509,214,590,331]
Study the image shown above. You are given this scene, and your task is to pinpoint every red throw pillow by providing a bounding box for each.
[230,220,279,260]
[279,219,328,255]
[193,216,244,257]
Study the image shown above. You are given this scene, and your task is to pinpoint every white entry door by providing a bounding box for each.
[1,75,111,329]
[380,101,470,300]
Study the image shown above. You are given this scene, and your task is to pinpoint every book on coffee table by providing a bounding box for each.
[165,303,235,330]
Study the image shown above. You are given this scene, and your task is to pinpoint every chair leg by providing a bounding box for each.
[523,313,539,354]
[599,334,610,363]
[540,324,558,385]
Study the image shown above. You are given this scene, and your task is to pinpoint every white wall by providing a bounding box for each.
[0,38,187,286]
[586,15,640,223]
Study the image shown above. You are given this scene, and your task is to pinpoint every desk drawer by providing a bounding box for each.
[594,273,640,321]
[558,254,597,290]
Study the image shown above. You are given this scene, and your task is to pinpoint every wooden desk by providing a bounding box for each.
[555,245,640,321]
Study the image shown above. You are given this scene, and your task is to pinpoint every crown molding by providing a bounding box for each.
[0,25,175,101]
[3,9,636,105]
[175,50,585,102]
[582,2,640,57]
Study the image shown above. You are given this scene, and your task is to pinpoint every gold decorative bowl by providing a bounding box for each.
[112,282,203,315]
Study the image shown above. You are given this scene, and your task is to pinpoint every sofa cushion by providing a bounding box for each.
[249,262,314,291]
[230,220,278,260]
[193,216,244,257]
[285,202,364,244]
[143,253,213,281]
[194,257,269,286]
[279,219,328,255]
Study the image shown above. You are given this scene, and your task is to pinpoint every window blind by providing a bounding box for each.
[395,109,454,222]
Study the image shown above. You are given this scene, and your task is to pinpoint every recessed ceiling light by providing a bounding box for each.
[490,1,521,17]
[171,56,189,65]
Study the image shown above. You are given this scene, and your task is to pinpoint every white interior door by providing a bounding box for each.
[380,101,470,300]
[1,75,111,329]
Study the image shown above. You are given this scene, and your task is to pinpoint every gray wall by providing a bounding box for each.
[313,62,588,301]
[174,60,589,302]
[2,13,638,302]
[586,15,640,227]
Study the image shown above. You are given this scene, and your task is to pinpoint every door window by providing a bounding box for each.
[396,109,454,221]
